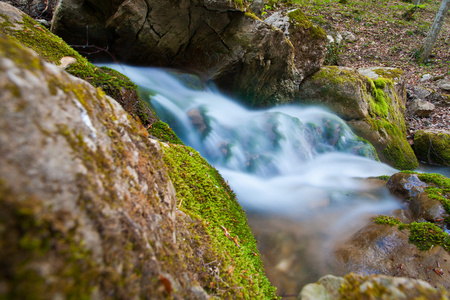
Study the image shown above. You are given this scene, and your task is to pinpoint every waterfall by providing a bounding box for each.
[101,64,400,217]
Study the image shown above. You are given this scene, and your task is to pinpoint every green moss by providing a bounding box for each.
[338,273,447,298]
[162,144,278,299]
[148,121,184,145]
[287,9,326,39]
[409,222,449,251]
[310,66,362,85]
[374,215,401,227]
[364,77,417,170]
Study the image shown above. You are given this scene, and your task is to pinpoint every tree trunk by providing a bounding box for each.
[419,0,450,63]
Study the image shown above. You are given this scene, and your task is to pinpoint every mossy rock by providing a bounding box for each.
[414,129,450,166]
[0,31,278,299]
[0,2,167,134]
[298,66,418,169]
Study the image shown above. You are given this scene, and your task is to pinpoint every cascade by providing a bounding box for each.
[102,64,400,216]
[101,64,405,289]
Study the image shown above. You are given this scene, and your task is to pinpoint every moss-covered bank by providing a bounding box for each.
[162,144,277,298]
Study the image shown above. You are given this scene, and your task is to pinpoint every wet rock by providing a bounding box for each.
[187,108,209,137]
[334,220,450,290]
[414,129,450,166]
[408,192,447,222]
[386,172,427,200]
[410,99,435,117]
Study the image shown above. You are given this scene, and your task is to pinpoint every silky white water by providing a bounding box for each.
[101,64,406,291]
[102,64,400,217]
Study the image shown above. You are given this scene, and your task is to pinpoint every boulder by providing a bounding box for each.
[414,129,450,166]
[298,273,448,299]
[0,31,276,298]
[51,0,328,106]
[410,99,435,117]
[298,66,418,170]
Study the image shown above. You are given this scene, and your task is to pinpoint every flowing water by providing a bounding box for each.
[101,64,403,294]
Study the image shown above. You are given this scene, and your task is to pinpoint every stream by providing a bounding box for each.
[101,64,403,295]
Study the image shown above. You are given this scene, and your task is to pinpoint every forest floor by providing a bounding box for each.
[264,0,450,143]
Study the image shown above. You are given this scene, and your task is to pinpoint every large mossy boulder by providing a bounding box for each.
[51,0,327,106]
[297,66,418,170]
[0,20,277,300]
[414,129,450,166]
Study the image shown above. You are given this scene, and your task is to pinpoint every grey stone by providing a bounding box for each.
[410,99,435,117]
[341,31,356,42]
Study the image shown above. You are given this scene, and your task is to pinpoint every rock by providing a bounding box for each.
[436,79,450,91]
[414,129,450,166]
[187,108,209,137]
[0,2,157,129]
[298,282,332,300]
[386,172,427,200]
[298,66,418,170]
[299,273,446,299]
[0,32,276,298]
[358,67,406,105]
[409,192,447,222]
[264,11,290,34]
[249,0,265,16]
[51,1,328,107]
[341,31,356,42]
[420,74,432,82]
[410,99,435,117]
[297,66,370,120]
[334,220,450,290]
[413,85,432,100]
